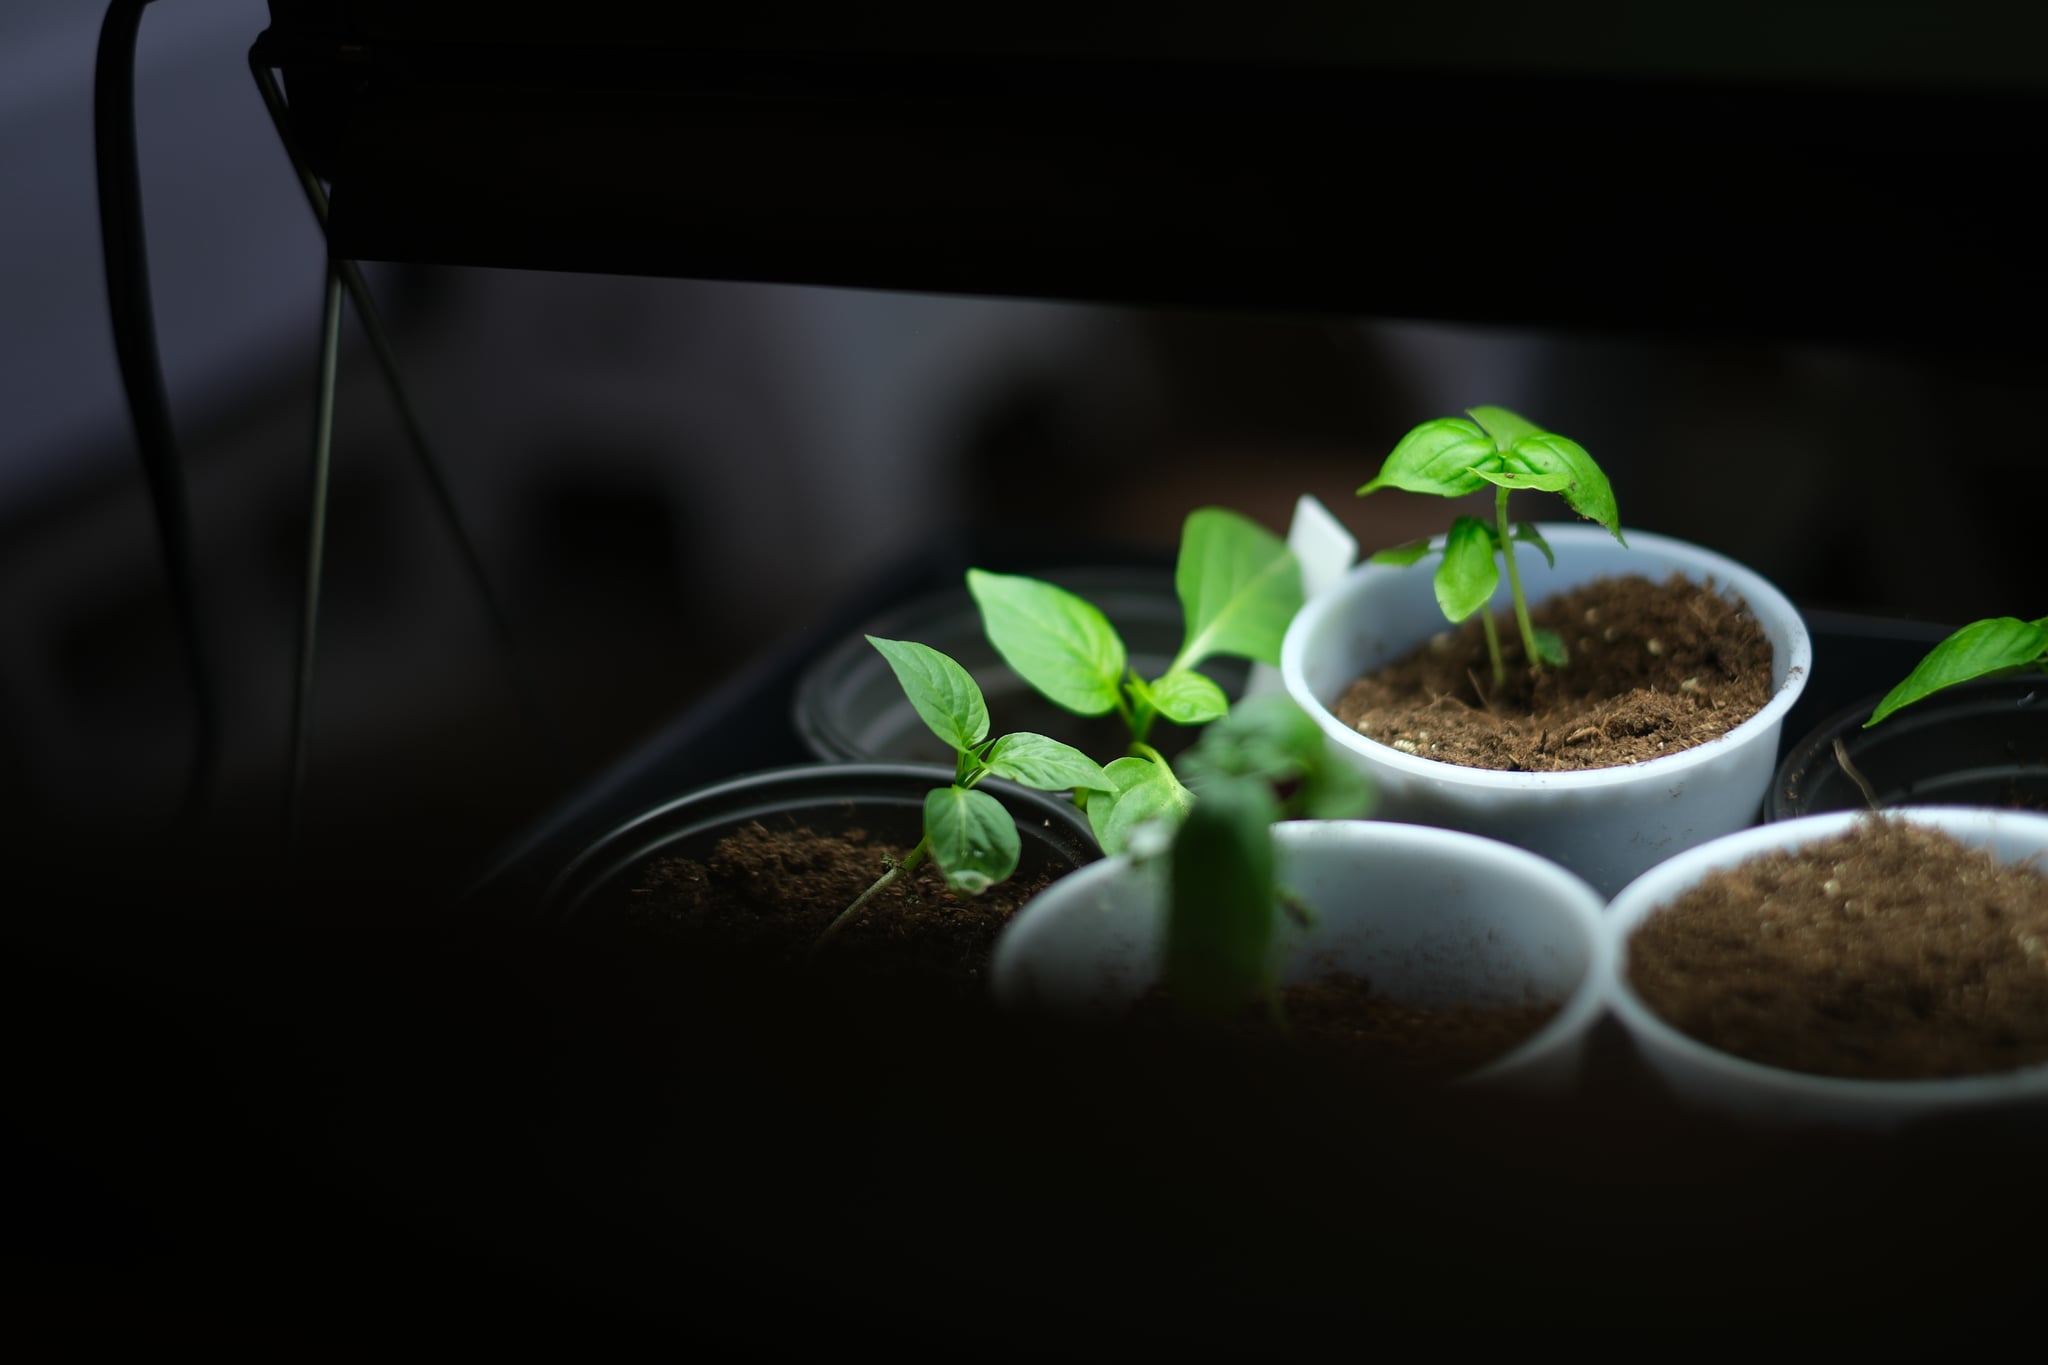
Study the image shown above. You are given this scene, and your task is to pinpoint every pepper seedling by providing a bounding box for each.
[965,506,1304,855]
[816,636,1113,949]
[1359,405,1624,688]
[1865,614,2048,727]
[1153,693,1374,1024]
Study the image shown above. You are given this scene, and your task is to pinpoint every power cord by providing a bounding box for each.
[94,0,220,835]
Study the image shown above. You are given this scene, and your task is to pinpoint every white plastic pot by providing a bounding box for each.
[989,819,1609,1093]
[1603,806,2048,1132]
[1280,524,1812,899]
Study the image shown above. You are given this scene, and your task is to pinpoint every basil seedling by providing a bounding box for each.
[1866,615,2048,727]
[816,637,1113,949]
[966,506,1304,854]
[1359,406,1623,688]
[1158,693,1374,1023]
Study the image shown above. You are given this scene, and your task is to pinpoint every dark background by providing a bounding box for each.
[6,1,2048,1348]
[4,2,2045,887]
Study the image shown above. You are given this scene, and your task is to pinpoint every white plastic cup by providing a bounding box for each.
[1281,524,1812,900]
[991,819,1610,1094]
[1603,806,2048,1131]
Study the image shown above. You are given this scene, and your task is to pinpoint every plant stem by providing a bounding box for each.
[1479,609,1505,691]
[1495,485,1542,673]
[1125,680,1157,747]
[1262,984,1291,1037]
[815,838,930,952]
[1832,738,1883,812]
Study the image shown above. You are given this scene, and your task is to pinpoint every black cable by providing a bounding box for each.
[94,0,220,831]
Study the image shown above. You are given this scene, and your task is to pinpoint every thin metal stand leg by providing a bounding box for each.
[251,48,573,801]
[288,262,344,858]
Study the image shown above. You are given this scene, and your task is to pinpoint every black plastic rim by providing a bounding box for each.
[538,761,1102,921]
[1766,674,2048,820]
[791,565,1247,765]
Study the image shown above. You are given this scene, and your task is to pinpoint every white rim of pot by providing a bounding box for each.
[1280,524,1814,795]
[992,818,1612,1087]
[1603,805,2048,1115]
[1394,823,1613,1086]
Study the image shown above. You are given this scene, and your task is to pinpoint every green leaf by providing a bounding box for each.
[1179,691,1323,789]
[967,569,1127,717]
[1466,405,1544,449]
[1162,776,1281,1019]
[1358,418,1494,498]
[1865,617,2048,726]
[1089,756,1193,856]
[1296,757,1374,821]
[1474,466,1574,493]
[1143,669,1230,726]
[1531,627,1570,668]
[1181,692,1374,822]
[1510,522,1556,569]
[866,636,989,753]
[1367,537,1436,567]
[1434,515,1500,623]
[982,733,1115,794]
[1171,507,1305,671]
[1509,432,1623,542]
[924,785,1021,895]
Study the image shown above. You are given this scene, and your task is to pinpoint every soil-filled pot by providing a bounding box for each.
[1281,524,1811,899]
[1603,806,2048,1132]
[540,762,1102,1003]
[793,566,1248,767]
[1767,675,2048,820]
[989,819,1608,1094]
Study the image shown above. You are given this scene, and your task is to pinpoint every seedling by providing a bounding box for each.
[816,636,1113,948]
[1153,693,1373,1023]
[1359,405,1624,688]
[1866,614,2048,727]
[966,506,1304,854]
